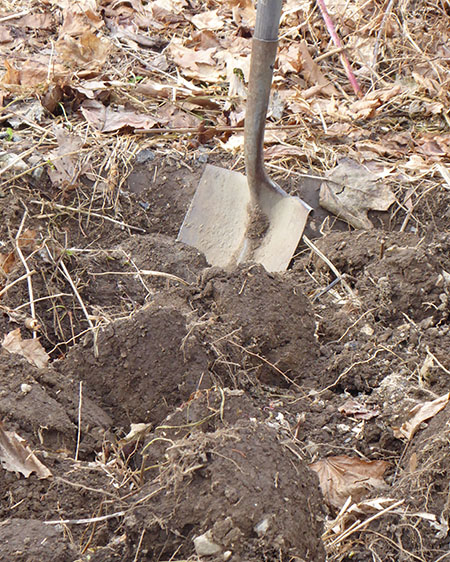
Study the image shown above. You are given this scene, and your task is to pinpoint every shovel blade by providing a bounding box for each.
[178,164,310,272]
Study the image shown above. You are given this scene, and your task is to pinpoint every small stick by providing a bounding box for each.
[326,499,404,547]
[30,201,147,234]
[0,270,36,297]
[132,529,146,562]
[134,124,313,135]
[372,0,395,71]
[74,381,83,462]
[14,293,72,310]
[316,0,362,98]
[0,10,30,23]
[90,270,189,286]
[44,511,126,525]
[303,235,355,299]
[14,211,36,337]
[426,347,450,376]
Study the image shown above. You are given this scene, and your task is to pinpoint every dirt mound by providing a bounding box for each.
[57,305,211,427]
[188,264,318,387]
[122,390,326,562]
[0,519,75,562]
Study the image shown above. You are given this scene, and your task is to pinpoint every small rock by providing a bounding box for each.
[135,149,155,164]
[254,516,270,537]
[193,530,222,556]
[20,383,32,395]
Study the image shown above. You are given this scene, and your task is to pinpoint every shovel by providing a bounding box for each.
[178,0,311,272]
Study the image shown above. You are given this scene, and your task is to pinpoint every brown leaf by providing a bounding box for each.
[47,126,85,188]
[1,60,21,85]
[17,229,37,251]
[310,455,389,510]
[298,40,338,96]
[279,44,303,74]
[168,38,222,82]
[57,32,110,67]
[2,328,49,369]
[0,422,52,479]
[264,144,307,159]
[348,98,380,120]
[80,100,163,132]
[0,25,13,44]
[1,58,66,87]
[189,10,224,31]
[227,0,255,27]
[59,3,104,37]
[157,103,200,129]
[0,252,16,275]
[319,158,396,229]
[18,13,54,30]
[393,393,450,441]
[338,398,380,420]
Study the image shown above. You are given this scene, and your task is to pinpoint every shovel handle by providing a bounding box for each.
[254,0,283,41]
[244,0,284,203]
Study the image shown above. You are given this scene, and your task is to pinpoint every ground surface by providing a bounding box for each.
[0,153,449,562]
[1,0,450,561]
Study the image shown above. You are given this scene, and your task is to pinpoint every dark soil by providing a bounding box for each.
[0,153,450,561]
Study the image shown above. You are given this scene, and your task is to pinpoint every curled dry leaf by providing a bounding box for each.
[57,32,110,67]
[0,422,52,479]
[118,423,152,447]
[47,126,85,188]
[310,455,389,510]
[319,158,396,229]
[338,398,380,420]
[2,328,49,369]
[189,10,224,31]
[393,393,450,441]
[168,38,222,82]
[80,100,163,132]
[298,40,338,96]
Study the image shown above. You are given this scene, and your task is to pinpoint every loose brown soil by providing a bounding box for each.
[0,152,450,562]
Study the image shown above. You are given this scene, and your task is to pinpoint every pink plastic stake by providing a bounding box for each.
[316,0,363,98]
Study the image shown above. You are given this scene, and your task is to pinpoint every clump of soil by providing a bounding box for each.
[122,390,326,562]
[57,305,211,427]
[190,264,318,386]
[0,519,76,562]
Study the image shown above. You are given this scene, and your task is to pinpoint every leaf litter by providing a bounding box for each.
[0,0,450,560]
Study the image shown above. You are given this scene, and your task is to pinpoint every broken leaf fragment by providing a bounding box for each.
[2,328,49,369]
[0,423,52,479]
[310,455,389,510]
[393,393,450,441]
[319,158,396,229]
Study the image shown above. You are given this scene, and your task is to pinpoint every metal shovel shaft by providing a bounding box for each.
[244,0,285,203]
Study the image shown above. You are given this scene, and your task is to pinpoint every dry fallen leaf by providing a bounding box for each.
[168,38,222,82]
[57,31,110,68]
[0,25,13,44]
[118,423,152,446]
[0,230,37,276]
[80,100,163,132]
[189,10,224,31]
[393,393,450,441]
[47,126,85,188]
[310,455,389,510]
[2,328,49,369]
[338,398,380,420]
[0,422,52,479]
[298,40,338,96]
[59,2,104,36]
[227,0,255,27]
[319,158,396,229]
